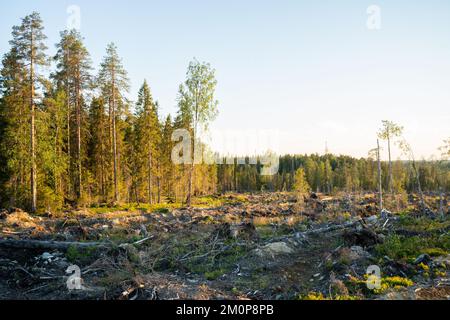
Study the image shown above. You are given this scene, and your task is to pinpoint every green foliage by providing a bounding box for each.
[298,292,360,300]
[375,234,449,261]
[349,275,413,295]
[1,12,449,212]
[66,245,98,264]
[294,168,310,199]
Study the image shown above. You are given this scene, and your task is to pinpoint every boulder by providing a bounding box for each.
[254,242,294,258]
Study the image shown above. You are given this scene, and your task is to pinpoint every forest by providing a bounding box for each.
[1,12,449,213]
[0,12,449,301]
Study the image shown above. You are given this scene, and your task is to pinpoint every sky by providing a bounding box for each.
[1,0,449,159]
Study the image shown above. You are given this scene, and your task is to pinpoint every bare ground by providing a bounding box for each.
[0,192,449,300]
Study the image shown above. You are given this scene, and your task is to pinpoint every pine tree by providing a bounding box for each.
[8,12,48,212]
[294,167,310,204]
[53,29,92,202]
[378,120,403,194]
[41,86,68,208]
[160,115,175,202]
[87,97,110,202]
[133,81,161,204]
[0,48,30,207]
[97,43,130,203]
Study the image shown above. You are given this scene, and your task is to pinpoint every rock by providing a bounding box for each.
[41,252,53,260]
[254,242,294,257]
[413,254,431,265]
[366,215,378,224]
[349,246,372,260]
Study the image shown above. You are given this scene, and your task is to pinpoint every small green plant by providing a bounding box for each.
[349,275,413,295]
[66,245,97,264]
[204,269,225,280]
[375,234,449,261]
[298,292,360,300]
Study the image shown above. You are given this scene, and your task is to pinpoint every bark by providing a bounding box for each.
[377,139,383,212]
[388,134,392,194]
[111,66,119,203]
[0,239,104,251]
[30,29,37,213]
[76,65,82,200]
[148,150,152,204]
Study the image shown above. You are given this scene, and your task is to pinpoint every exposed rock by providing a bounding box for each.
[366,215,378,225]
[254,242,294,258]
[349,246,372,260]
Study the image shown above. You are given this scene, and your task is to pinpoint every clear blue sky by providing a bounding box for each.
[1,0,449,159]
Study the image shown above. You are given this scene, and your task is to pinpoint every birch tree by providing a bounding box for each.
[177,59,218,207]
[378,120,403,194]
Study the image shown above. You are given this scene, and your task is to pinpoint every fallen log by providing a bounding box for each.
[0,235,154,251]
[271,219,364,243]
[0,239,106,251]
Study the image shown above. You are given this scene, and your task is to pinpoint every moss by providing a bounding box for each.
[66,245,98,264]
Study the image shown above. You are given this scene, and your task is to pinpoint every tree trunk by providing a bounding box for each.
[377,139,383,213]
[411,160,426,208]
[157,163,161,203]
[148,150,152,205]
[112,68,119,203]
[388,134,393,194]
[186,126,196,207]
[66,50,71,198]
[76,66,82,201]
[30,31,37,213]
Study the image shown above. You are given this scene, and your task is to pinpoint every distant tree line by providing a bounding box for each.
[218,154,450,195]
